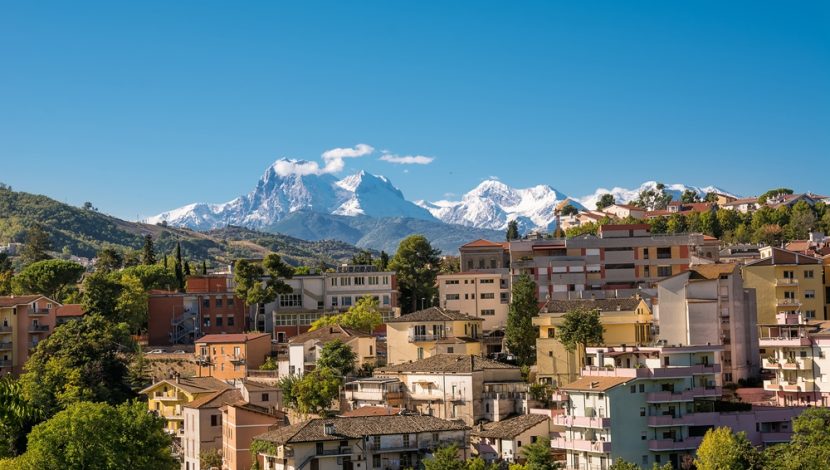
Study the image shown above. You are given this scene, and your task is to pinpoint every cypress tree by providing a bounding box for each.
[141,235,156,265]
[184,260,191,276]
[505,274,540,367]
[202,260,208,275]
[174,243,184,289]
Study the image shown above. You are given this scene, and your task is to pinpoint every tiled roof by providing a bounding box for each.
[745,247,822,266]
[140,376,231,395]
[560,376,630,392]
[610,204,644,211]
[184,389,242,409]
[288,325,370,344]
[376,354,517,374]
[196,333,271,344]
[721,197,759,206]
[544,298,642,313]
[339,406,404,417]
[54,304,84,317]
[0,295,46,308]
[688,263,737,280]
[385,307,482,324]
[473,414,550,439]
[462,239,507,249]
[254,415,468,445]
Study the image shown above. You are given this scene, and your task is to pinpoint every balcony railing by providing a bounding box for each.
[550,436,611,453]
[781,358,813,370]
[29,324,49,332]
[316,446,353,456]
[764,380,815,393]
[583,363,721,379]
[153,392,180,401]
[759,336,811,348]
[648,436,703,451]
[775,278,798,286]
[408,334,445,343]
[28,307,51,315]
[0,326,12,333]
[776,298,802,307]
[0,342,12,350]
[553,415,611,429]
[0,360,11,368]
[647,412,718,427]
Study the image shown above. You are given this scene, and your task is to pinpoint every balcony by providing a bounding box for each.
[28,307,51,315]
[408,334,445,343]
[228,355,246,364]
[316,446,353,456]
[366,441,418,453]
[775,278,798,287]
[583,363,721,379]
[550,436,611,454]
[0,360,11,368]
[759,336,812,348]
[0,342,11,351]
[781,358,813,370]
[645,386,721,403]
[0,325,12,334]
[648,436,703,451]
[776,298,802,308]
[553,415,611,429]
[153,392,181,402]
[764,380,815,393]
[761,432,791,444]
[647,412,718,427]
[29,324,49,333]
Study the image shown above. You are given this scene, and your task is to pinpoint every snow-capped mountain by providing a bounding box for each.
[417,179,579,232]
[147,160,433,230]
[577,181,738,210]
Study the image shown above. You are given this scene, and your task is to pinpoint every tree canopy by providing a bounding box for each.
[595,194,616,210]
[558,308,604,368]
[505,274,539,367]
[234,253,294,307]
[12,259,84,301]
[316,340,358,377]
[309,295,383,334]
[506,220,520,241]
[694,427,761,470]
[389,235,441,313]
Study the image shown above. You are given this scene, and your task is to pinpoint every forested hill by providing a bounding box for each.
[0,186,367,267]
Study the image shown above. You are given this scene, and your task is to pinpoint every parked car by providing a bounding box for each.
[146,349,164,354]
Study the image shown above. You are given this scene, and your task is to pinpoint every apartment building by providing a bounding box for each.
[758,312,830,407]
[534,298,653,386]
[0,295,59,376]
[222,398,286,470]
[438,270,510,332]
[601,204,646,220]
[656,263,760,383]
[287,325,376,376]
[742,247,825,323]
[148,275,246,346]
[252,415,469,470]
[266,265,398,340]
[141,376,231,435]
[459,239,510,272]
[551,346,798,470]
[385,307,483,365]
[509,224,705,302]
[471,413,552,463]
[375,354,529,426]
[195,333,272,381]
[343,377,406,409]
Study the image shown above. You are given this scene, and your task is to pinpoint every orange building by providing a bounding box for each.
[195,333,272,381]
[0,295,59,376]
[222,401,286,470]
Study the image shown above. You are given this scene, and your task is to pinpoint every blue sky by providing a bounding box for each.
[1,1,828,220]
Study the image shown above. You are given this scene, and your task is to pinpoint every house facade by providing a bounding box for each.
[742,247,825,323]
[385,307,483,365]
[287,325,376,376]
[195,333,272,381]
[471,413,552,463]
[0,295,60,376]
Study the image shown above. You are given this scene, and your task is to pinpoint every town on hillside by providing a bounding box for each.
[3,189,830,469]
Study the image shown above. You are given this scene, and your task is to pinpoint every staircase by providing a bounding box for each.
[170,310,198,344]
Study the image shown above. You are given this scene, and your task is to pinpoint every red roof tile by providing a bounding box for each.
[55,304,84,317]
[196,333,271,344]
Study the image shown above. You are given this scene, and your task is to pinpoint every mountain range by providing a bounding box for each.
[149,159,736,252]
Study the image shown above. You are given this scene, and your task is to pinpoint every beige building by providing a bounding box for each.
[471,413,552,463]
[287,325,376,376]
[343,377,405,409]
[601,204,646,220]
[534,298,653,386]
[438,271,510,331]
[742,247,825,323]
[656,263,760,383]
[252,415,469,470]
[195,332,273,381]
[141,376,231,435]
[459,239,510,272]
[375,354,529,426]
[385,307,483,365]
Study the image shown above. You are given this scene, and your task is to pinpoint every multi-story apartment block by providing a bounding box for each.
[385,307,483,364]
[509,224,705,302]
[758,312,830,407]
[534,298,653,386]
[343,377,406,409]
[471,413,552,463]
[287,325,376,376]
[437,270,510,332]
[222,397,287,470]
[460,239,510,272]
[195,333,272,381]
[141,376,231,435]
[656,263,760,383]
[551,346,798,470]
[148,275,247,346]
[742,247,825,323]
[252,415,469,470]
[267,265,398,340]
[375,354,529,426]
[0,295,59,376]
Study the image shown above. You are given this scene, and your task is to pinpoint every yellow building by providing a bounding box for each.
[140,376,231,434]
[534,298,652,386]
[742,247,825,324]
[385,307,483,365]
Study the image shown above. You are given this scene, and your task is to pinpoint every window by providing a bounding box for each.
[402,434,410,448]
[216,317,223,327]
[517,440,522,448]
[262,393,269,401]
[643,266,651,277]
[446,294,460,300]
[480,279,494,284]
[643,249,649,260]
[806,310,816,319]
[641,432,647,441]
[340,277,351,286]
[369,345,373,355]
[373,455,381,468]
[445,280,459,285]
[215,298,223,308]
[275,314,297,326]
[531,436,538,443]
[227,298,234,306]
[355,277,365,285]
[211,414,220,426]
[203,298,210,308]
[447,347,454,353]
[630,385,636,393]
[657,266,672,277]
[316,443,324,454]
[227,316,235,326]
[279,293,303,308]
[480,293,495,299]
[606,263,636,270]
[481,309,495,316]
[203,318,211,328]
[657,247,672,259]
[500,292,509,303]
[805,270,815,279]
[331,297,338,307]
[368,276,379,285]
[383,295,390,305]
[642,456,648,465]
[805,290,816,299]
[417,347,424,359]
[639,384,645,392]
[342,296,352,307]
[331,278,337,287]
[640,407,646,417]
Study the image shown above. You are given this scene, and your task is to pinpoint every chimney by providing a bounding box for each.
[175,373,180,384]
[324,422,336,436]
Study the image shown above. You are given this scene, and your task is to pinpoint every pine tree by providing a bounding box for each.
[21,224,52,265]
[505,274,539,367]
[506,220,520,241]
[141,235,156,265]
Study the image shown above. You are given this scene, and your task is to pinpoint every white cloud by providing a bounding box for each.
[379,154,435,165]
[272,144,375,177]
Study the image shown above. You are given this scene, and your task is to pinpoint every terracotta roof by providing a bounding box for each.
[544,298,642,313]
[288,325,370,344]
[196,333,271,344]
[339,406,404,417]
[0,295,46,308]
[560,376,630,392]
[184,389,243,409]
[688,263,737,280]
[385,307,482,324]
[598,224,650,231]
[253,415,468,445]
[140,376,232,395]
[462,239,506,249]
[721,197,759,206]
[54,304,84,317]
[376,354,517,374]
[473,414,550,439]
[745,247,822,266]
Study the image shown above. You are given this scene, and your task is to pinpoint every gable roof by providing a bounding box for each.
[339,406,404,417]
[376,354,517,374]
[745,247,822,266]
[385,307,482,324]
[544,298,642,313]
[473,414,550,439]
[461,239,507,249]
[140,376,231,395]
[560,376,630,392]
[196,333,271,344]
[0,295,50,308]
[184,389,243,409]
[288,325,371,344]
[54,304,85,317]
[688,263,737,280]
[253,415,468,445]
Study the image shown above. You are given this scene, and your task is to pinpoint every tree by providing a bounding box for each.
[681,189,701,203]
[595,194,616,210]
[786,200,816,240]
[184,260,192,276]
[521,436,559,470]
[558,308,604,368]
[666,213,687,234]
[119,264,177,291]
[19,314,136,418]
[704,191,720,203]
[173,242,184,289]
[10,401,176,470]
[201,260,208,275]
[20,224,52,264]
[12,259,84,301]
[423,444,466,470]
[81,271,123,318]
[277,374,301,410]
[389,235,441,313]
[351,250,374,266]
[309,295,383,334]
[608,459,639,470]
[116,273,149,333]
[695,427,761,470]
[200,448,223,469]
[96,248,123,272]
[141,234,156,265]
[0,253,12,296]
[376,251,390,270]
[316,340,358,377]
[763,408,830,470]
[560,205,578,216]
[0,377,39,458]
[439,256,460,274]
[634,183,673,211]
[234,254,294,330]
[466,456,496,470]
[505,274,539,367]
[292,368,342,415]
[758,188,793,204]
[648,216,668,234]
[506,220,520,241]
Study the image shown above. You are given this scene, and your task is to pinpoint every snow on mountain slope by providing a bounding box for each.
[577,181,739,210]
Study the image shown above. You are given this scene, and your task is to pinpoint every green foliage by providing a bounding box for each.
[20,224,52,265]
[558,308,604,368]
[389,235,441,313]
[81,271,123,317]
[521,436,560,470]
[316,340,358,377]
[695,427,761,470]
[506,220,520,241]
[277,374,301,410]
[141,234,156,265]
[423,444,466,470]
[119,264,177,291]
[96,247,124,272]
[12,259,84,301]
[681,189,701,203]
[174,242,184,289]
[595,194,616,210]
[633,182,673,211]
[762,408,830,470]
[8,401,176,470]
[19,314,136,419]
[0,377,38,457]
[466,456,497,470]
[309,295,383,334]
[648,216,668,234]
[234,254,294,310]
[439,256,461,274]
[376,250,390,270]
[260,356,278,371]
[293,368,342,415]
[560,205,578,216]
[505,274,539,367]
[200,448,223,469]
[758,188,793,204]
[351,249,375,265]
[608,458,639,470]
